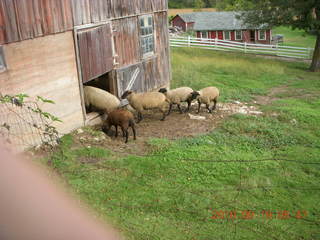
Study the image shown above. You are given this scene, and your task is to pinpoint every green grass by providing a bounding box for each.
[273,26,316,48]
[46,49,320,239]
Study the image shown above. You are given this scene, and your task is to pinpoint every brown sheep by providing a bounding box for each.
[102,109,136,143]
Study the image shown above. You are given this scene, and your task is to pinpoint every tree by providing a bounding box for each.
[239,0,320,72]
[194,0,205,11]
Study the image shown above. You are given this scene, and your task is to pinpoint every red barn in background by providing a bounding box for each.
[172,11,272,44]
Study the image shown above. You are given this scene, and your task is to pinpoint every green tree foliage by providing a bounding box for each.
[239,0,320,72]
[169,0,217,8]
[194,0,205,11]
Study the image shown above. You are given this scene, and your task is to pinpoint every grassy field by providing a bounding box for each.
[44,49,320,239]
[272,26,316,48]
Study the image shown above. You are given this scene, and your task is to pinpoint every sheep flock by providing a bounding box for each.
[84,85,220,143]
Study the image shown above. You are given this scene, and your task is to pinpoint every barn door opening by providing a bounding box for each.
[75,23,116,115]
[250,30,255,42]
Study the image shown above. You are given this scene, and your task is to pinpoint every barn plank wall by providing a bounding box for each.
[0,0,168,45]
[112,17,140,68]
[77,24,114,83]
[154,11,171,87]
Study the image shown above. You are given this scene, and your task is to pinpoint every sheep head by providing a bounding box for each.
[121,90,133,99]
[188,91,200,101]
[158,88,168,94]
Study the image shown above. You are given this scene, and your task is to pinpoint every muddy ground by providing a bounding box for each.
[72,101,263,157]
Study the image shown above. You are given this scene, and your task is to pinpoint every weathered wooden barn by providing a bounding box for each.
[172,12,272,44]
[0,0,170,143]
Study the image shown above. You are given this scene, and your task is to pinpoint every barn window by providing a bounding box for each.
[223,31,231,40]
[0,46,7,72]
[200,31,208,39]
[139,15,154,58]
[258,30,266,40]
[235,30,242,40]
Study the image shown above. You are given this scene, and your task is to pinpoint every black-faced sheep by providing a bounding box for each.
[84,86,120,114]
[102,108,136,143]
[158,87,195,115]
[121,90,169,123]
[189,87,220,113]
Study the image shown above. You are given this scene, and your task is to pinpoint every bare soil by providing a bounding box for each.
[71,102,262,157]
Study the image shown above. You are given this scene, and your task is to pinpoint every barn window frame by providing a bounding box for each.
[0,46,7,72]
[139,14,155,58]
[223,31,231,40]
[235,30,242,40]
[258,30,266,40]
[200,31,208,39]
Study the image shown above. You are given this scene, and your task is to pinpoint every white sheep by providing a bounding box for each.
[83,86,120,114]
[190,86,220,113]
[158,87,195,115]
[121,90,169,123]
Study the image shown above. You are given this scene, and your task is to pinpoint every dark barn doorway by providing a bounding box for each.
[250,30,255,42]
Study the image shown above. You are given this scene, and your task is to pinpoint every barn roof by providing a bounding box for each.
[178,11,268,31]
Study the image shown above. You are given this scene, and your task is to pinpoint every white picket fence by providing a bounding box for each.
[170,36,313,60]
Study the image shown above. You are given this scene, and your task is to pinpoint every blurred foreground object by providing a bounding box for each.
[0,140,121,240]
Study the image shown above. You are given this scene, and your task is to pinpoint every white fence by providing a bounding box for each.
[170,36,313,60]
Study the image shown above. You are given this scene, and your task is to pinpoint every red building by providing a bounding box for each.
[172,11,272,44]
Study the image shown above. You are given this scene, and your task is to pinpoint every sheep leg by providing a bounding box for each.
[167,103,173,115]
[121,126,129,143]
[197,100,201,113]
[129,119,136,140]
[212,99,217,111]
[185,100,191,112]
[177,104,183,114]
[160,110,167,121]
[115,125,118,138]
[206,104,212,113]
[132,125,136,140]
[137,112,143,123]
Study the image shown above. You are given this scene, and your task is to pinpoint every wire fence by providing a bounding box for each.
[0,97,59,151]
[170,36,314,60]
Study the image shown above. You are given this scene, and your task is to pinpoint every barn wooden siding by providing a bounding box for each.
[115,12,171,96]
[112,17,140,68]
[0,0,168,45]
[77,24,114,83]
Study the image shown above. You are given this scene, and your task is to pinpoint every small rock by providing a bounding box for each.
[238,108,248,114]
[250,111,263,115]
[87,146,91,149]
[290,119,298,125]
[94,137,99,142]
[234,101,241,104]
[79,137,86,141]
[77,129,84,134]
[188,113,206,120]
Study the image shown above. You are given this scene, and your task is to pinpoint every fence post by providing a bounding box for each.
[188,35,191,47]
[308,48,313,60]
[276,44,279,56]
[215,38,217,48]
[244,42,247,53]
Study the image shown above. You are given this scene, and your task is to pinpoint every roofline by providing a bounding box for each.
[171,14,187,23]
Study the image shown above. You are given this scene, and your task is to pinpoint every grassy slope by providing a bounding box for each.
[273,26,316,48]
[47,49,320,240]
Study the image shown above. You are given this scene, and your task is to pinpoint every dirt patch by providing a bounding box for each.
[68,102,262,158]
[254,85,289,105]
